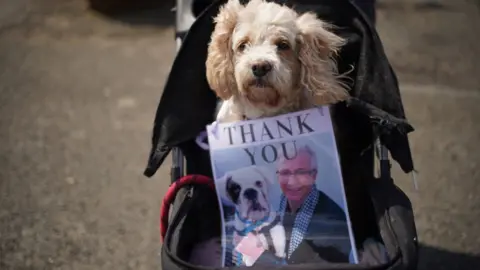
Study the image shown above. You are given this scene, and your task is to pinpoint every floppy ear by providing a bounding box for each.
[296,12,350,105]
[206,0,243,100]
[216,174,236,205]
[225,176,241,204]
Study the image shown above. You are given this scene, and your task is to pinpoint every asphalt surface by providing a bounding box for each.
[377,1,480,268]
[0,0,479,269]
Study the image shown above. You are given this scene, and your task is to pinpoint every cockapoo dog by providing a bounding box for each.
[206,0,349,123]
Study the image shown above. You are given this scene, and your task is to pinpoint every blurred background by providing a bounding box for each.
[0,0,478,269]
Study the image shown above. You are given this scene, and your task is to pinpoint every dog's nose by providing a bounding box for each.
[244,188,258,200]
[251,62,272,77]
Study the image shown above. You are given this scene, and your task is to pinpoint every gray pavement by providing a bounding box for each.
[0,0,479,269]
[378,0,480,268]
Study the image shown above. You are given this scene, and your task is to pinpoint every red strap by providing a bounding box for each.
[160,174,214,242]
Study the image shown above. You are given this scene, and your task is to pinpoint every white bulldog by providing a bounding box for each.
[219,165,286,266]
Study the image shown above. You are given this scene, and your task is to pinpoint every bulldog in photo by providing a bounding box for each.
[221,165,286,266]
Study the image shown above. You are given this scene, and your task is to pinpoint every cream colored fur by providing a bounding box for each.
[206,0,349,122]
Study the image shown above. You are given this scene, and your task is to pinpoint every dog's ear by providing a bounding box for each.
[225,175,241,204]
[206,0,243,100]
[296,12,350,105]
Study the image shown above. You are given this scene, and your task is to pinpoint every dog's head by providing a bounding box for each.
[222,166,273,222]
[206,0,349,118]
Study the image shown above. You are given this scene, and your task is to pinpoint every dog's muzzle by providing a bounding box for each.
[251,62,272,78]
[244,188,266,211]
[244,188,259,202]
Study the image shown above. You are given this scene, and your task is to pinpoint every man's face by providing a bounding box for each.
[277,150,317,203]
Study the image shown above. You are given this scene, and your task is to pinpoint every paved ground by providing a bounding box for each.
[0,0,479,269]
[377,0,480,268]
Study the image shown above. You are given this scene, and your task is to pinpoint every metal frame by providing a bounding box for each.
[170,0,198,182]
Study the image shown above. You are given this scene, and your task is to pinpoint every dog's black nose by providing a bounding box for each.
[251,62,272,77]
[244,188,258,200]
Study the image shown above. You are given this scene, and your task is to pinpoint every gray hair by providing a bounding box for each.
[277,141,317,170]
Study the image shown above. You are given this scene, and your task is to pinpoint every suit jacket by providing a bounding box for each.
[282,189,353,264]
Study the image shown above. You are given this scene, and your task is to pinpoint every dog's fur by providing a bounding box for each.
[206,0,349,122]
[221,166,286,266]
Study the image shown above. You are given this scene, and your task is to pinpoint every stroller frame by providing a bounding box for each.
[149,1,419,269]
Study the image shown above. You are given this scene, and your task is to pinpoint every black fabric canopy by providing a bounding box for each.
[143,0,415,178]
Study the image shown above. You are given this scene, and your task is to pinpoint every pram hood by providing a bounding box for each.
[143,0,415,178]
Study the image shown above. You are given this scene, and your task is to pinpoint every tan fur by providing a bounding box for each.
[205,0,242,100]
[296,12,350,105]
[206,0,350,122]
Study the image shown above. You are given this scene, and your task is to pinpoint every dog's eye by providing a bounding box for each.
[276,41,290,51]
[255,181,263,188]
[237,41,248,52]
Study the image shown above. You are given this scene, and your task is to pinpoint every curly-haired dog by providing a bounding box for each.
[206,0,349,123]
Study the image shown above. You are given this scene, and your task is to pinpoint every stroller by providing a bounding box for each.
[144,0,419,269]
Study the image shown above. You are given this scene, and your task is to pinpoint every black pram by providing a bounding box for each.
[143,0,419,269]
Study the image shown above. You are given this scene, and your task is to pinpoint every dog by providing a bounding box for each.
[221,166,286,266]
[206,0,349,123]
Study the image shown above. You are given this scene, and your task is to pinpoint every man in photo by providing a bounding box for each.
[276,144,353,264]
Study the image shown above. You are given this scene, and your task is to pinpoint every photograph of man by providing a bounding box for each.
[276,144,353,264]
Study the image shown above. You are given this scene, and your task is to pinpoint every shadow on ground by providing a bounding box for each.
[87,0,176,27]
[376,0,456,11]
[419,244,480,270]
[87,0,217,28]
